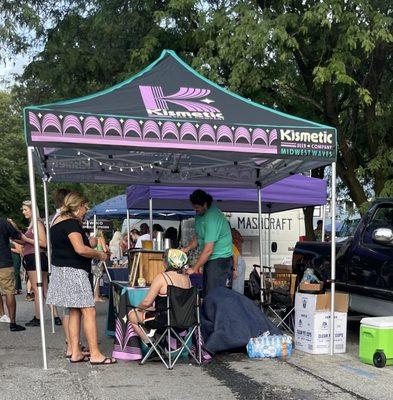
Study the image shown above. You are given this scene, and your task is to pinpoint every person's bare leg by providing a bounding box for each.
[42,272,48,299]
[5,294,16,323]
[27,271,40,318]
[93,280,105,303]
[69,308,83,361]
[81,307,114,363]
[128,310,149,342]
[63,314,72,356]
[26,278,32,294]
[0,295,5,316]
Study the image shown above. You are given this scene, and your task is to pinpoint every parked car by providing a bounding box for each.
[293,199,393,316]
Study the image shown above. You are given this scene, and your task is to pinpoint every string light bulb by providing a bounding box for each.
[109,166,112,170]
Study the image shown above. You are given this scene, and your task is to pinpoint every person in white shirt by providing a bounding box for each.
[135,223,150,248]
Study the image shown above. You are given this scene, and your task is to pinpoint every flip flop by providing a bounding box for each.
[69,355,90,363]
[65,344,90,358]
[90,357,117,365]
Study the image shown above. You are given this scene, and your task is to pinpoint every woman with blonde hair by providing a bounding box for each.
[109,231,123,261]
[46,192,116,365]
[21,200,54,326]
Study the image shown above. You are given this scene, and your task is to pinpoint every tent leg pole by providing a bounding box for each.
[126,209,130,249]
[257,186,264,305]
[330,162,337,356]
[322,205,326,242]
[43,178,55,334]
[149,198,153,236]
[267,211,271,272]
[93,214,97,236]
[27,147,48,370]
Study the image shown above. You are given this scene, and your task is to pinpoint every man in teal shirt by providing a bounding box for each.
[183,189,233,296]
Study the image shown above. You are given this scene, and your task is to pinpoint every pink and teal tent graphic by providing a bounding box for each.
[24,50,336,187]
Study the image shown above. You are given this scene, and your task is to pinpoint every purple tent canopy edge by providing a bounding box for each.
[126,174,327,214]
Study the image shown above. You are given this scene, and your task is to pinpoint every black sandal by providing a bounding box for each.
[90,357,117,365]
[69,355,90,363]
[65,342,90,358]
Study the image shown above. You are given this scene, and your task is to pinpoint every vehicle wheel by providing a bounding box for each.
[373,351,386,368]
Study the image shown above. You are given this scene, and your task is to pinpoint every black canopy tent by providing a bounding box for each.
[24,50,338,369]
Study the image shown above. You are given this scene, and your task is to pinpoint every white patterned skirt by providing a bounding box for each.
[46,265,95,308]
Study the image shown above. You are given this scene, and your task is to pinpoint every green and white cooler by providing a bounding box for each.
[359,317,393,368]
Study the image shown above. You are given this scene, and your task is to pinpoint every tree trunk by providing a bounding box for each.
[303,206,316,241]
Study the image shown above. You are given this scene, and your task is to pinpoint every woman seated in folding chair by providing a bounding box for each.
[128,249,190,345]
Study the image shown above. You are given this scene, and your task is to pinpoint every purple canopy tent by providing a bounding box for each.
[126,174,327,276]
[24,49,338,368]
[126,174,327,214]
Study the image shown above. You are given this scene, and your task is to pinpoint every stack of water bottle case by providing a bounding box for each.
[247,332,293,359]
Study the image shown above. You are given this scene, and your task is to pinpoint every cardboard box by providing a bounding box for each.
[299,281,323,293]
[294,292,348,354]
[295,292,349,313]
[295,311,347,354]
[274,264,292,273]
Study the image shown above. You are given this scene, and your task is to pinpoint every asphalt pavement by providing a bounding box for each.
[0,294,391,400]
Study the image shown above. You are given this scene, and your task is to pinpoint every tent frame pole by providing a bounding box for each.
[257,184,265,305]
[27,146,48,370]
[267,207,271,271]
[93,214,97,236]
[43,178,55,334]
[330,162,337,355]
[321,204,326,242]
[126,209,130,249]
[149,198,153,236]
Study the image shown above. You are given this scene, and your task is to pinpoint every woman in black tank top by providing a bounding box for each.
[128,249,190,344]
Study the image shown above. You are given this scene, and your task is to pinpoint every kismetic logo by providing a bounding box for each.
[139,86,224,120]
[280,129,333,144]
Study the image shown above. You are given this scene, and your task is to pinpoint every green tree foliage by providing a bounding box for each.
[0,91,123,222]
[0,92,30,223]
[3,0,392,219]
[0,0,91,62]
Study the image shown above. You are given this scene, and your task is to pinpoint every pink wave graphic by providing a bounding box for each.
[143,120,160,139]
[217,125,234,143]
[162,121,179,140]
[165,87,211,100]
[165,99,219,113]
[252,128,268,145]
[199,124,215,142]
[42,114,61,134]
[123,119,141,138]
[63,115,82,135]
[235,127,251,144]
[83,116,103,136]
[29,112,41,134]
[104,118,122,136]
[180,122,197,141]
[269,129,278,146]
